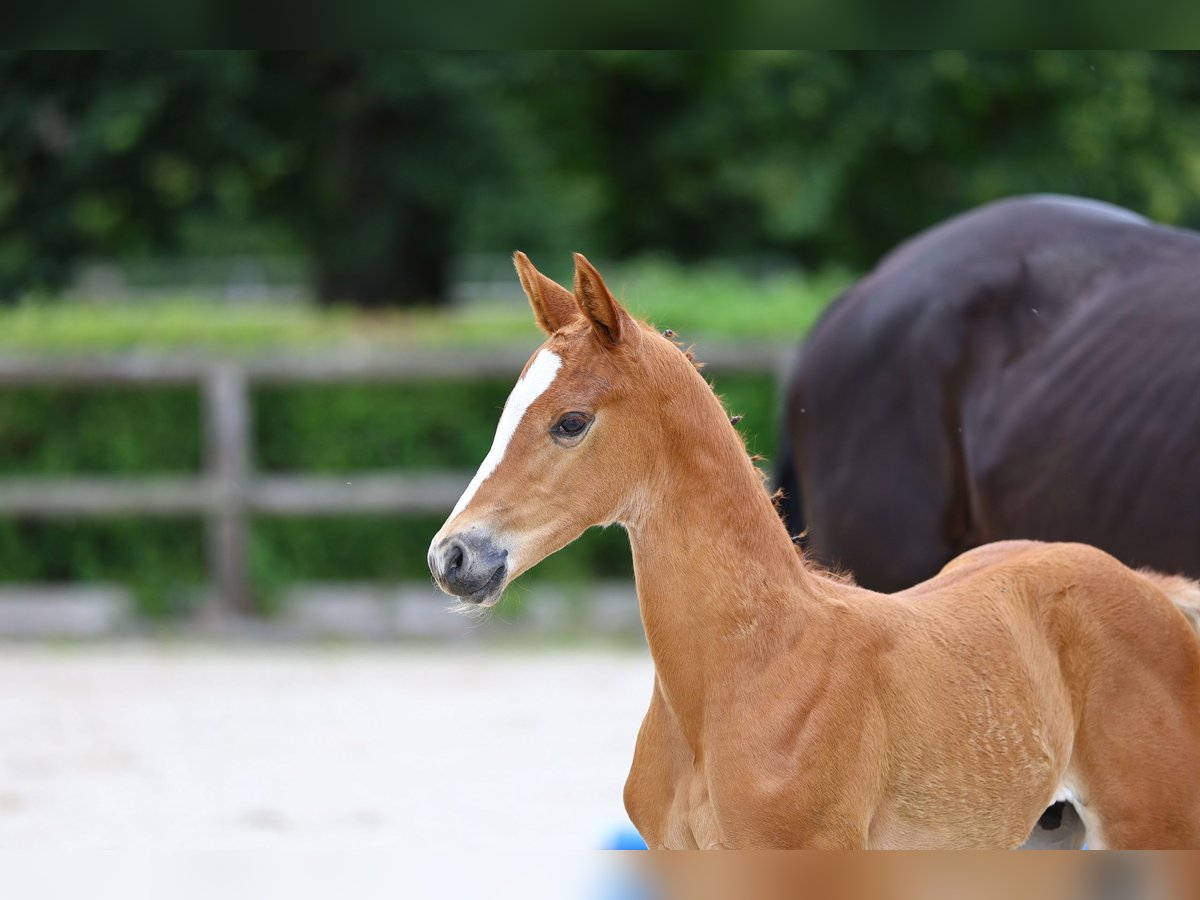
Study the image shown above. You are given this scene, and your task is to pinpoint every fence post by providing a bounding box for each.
[203,363,251,619]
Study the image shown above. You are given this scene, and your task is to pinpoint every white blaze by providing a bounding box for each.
[445,348,562,523]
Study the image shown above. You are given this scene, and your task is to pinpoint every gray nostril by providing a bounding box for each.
[446,541,465,574]
[432,534,506,600]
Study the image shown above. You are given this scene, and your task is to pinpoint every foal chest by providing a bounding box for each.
[628,758,725,849]
[625,685,730,849]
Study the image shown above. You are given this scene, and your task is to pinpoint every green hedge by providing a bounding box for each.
[0,372,779,615]
[0,387,200,473]
[254,374,778,471]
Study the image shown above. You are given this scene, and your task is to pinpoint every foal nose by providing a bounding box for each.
[429,531,509,603]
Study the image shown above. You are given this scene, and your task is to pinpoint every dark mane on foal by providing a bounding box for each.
[659,328,707,374]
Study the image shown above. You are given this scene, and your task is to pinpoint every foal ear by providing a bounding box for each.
[514,251,577,335]
[572,253,627,346]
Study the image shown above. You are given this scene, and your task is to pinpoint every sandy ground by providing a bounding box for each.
[0,643,654,854]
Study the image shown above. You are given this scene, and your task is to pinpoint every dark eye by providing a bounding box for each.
[552,412,592,440]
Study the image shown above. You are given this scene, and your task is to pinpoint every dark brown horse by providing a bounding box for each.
[777,195,1200,594]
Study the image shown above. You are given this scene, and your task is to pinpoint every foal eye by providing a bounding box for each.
[552,412,592,439]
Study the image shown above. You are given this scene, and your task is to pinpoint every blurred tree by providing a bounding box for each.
[0,52,270,298]
[247,52,520,306]
[2,51,1200,304]
[523,50,1200,268]
[0,51,519,306]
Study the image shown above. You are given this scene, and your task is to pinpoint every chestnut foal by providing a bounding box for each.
[429,253,1200,849]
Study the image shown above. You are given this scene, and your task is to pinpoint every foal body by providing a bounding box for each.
[623,430,1199,848]
[429,253,1200,849]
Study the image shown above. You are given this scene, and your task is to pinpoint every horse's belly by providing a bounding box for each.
[866,763,1056,849]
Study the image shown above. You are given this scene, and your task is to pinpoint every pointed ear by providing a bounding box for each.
[572,253,627,346]
[513,251,577,335]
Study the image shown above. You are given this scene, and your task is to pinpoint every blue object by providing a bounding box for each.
[595,827,654,900]
[603,826,649,850]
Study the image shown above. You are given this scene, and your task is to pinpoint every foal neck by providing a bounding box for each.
[621,359,821,728]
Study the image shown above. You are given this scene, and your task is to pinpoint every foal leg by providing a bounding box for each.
[1069,686,1200,848]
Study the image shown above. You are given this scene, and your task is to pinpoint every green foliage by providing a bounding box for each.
[0,387,200,473]
[713,375,777,461]
[250,516,634,603]
[0,519,205,617]
[615,259,848,340]
[255,381,511,472]
[4,52,1200,304]
[0,259,847,353]
[523,51,1200,267]
[0,52,280,297]
[250,515,454,599]
[0,51,531,305]
[0,300,359,352]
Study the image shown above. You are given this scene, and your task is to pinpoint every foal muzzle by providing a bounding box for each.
[428,530,509,606]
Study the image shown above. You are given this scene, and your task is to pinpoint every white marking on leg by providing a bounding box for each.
[1052,785,1077,806]
[1051,779,1107,849]
[446,348,562,523]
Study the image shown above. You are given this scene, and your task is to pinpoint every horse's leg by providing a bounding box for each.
[624,679,695,849]
[1068,683,1200,848]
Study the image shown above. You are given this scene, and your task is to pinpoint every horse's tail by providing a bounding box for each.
[772,423,805,543]
[1140,569,1200,637]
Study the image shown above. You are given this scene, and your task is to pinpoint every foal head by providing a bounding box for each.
[428,252,710,607]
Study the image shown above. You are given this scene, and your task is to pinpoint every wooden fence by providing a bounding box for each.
[0,343,795,620]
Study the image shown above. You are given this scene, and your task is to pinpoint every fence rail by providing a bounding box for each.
[0,343,794,620]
